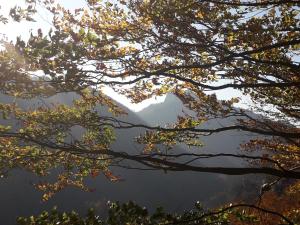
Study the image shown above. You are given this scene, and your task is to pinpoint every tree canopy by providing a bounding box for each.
[0,0,299,224]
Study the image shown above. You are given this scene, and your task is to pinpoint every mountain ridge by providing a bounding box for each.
[0,93,261,225]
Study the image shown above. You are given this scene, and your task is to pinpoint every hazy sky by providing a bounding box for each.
[0,0,249,111]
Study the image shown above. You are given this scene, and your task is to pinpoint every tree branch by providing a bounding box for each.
[1,132,300,179]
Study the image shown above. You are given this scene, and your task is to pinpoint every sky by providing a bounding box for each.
[0,0,249,112]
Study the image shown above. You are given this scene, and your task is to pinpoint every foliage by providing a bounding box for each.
[0,0,299,224]
[17,191,300,225]
[14,201,258,225]
[17,208,103,225]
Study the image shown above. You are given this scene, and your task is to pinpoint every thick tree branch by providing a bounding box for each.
[1,132,300,179]
[98,118,300,139]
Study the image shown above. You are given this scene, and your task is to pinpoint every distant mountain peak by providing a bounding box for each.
[164,93,179,103]
[140,93,182,112]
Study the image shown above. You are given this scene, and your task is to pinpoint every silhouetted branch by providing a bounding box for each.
[1,132,300,179]
[98,118,300,139]
[145,152,286,170]
[197,0,299,7]
[169,203,294,225]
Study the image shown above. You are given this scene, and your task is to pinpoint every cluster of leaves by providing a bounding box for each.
[15,201,243,225]
[0,89,125,199]
[17,186,300,225]
[17,207,103,225]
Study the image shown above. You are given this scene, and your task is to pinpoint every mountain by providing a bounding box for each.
[137,94,256,165]
[0,93,262,225]
[137,93,184,125]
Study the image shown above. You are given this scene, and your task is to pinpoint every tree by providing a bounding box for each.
[0,0,299,224]
[16,198,299,225]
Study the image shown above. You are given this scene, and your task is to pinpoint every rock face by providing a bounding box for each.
[0,93,261,225]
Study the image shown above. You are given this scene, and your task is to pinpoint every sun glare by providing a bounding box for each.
[0,0,249,112]
[0,0,166,111]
